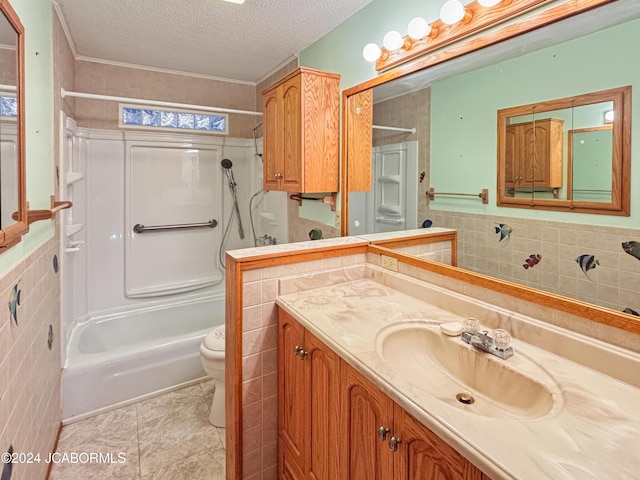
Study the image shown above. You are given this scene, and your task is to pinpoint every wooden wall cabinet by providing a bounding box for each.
[278,307,489,480]
[262,67,340,193]
[504,118,564,193]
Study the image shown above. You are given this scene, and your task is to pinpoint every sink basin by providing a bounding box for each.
[376,321,561,419]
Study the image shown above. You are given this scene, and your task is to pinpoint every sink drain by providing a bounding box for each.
[456,392,475,405]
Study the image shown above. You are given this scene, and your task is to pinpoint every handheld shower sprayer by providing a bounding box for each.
[221,158,245,240]
[221,158,236,187]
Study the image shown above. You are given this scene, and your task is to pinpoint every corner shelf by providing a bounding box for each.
[66,223,84,237]
[66,172,84,185]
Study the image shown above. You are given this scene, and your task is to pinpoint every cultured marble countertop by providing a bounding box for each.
[276,273,640,480]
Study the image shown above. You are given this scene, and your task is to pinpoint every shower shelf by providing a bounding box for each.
[66,223,83,237]
[66,172,84,185]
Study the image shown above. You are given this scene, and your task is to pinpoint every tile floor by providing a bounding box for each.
[49,380,225,480]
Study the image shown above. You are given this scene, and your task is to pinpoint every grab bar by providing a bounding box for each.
[133,219,218,234]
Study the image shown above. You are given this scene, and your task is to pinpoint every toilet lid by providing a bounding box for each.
[204,324,225,351]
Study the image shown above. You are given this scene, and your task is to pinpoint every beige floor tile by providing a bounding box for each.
[200,379,216,409]
[137,385,223,478]
[141,447,225,480]
[136,384,208,425]
[50,404,140,479]
[49,444,140,480]
[50,382,225,480]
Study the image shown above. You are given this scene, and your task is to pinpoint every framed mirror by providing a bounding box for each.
[0,0,27,250]
[497,86,631,215]
[341,0,640,334]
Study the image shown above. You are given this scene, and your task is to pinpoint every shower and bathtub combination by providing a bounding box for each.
[59,114,286,422]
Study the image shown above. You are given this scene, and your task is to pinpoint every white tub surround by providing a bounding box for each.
[276,265,640,480]
[62,297,224,421]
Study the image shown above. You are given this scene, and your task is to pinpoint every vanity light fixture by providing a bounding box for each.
[362,0,547,70]
[407,17,432,40]
[440,0,466,24]
[383,30,405,50]
[363,43,383,62]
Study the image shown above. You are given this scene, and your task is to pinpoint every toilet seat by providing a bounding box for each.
[203,324,225,351]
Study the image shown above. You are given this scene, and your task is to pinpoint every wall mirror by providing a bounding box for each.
[0,0,26,250]
[342,0,640,334]
[497,86,631,215]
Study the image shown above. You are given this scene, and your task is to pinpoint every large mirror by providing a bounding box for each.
[497,86,631,214]
[0,0,27,249]
[343,0,640,331]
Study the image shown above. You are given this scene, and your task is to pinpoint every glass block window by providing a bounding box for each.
[119,104,228,134]
[0,96,17,117]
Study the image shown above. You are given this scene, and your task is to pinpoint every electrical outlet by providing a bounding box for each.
[380,254,398,272]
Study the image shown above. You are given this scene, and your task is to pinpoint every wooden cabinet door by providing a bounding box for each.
[346,89,373,192]
[263,87,282,191]
[521,122,552,186]
[394,406,483,480]
[278,310,308,471]
[504,125,519,188]
[342,363,394,480]
[306,332,341,480]
[281,74,303,192]
[505,119,563,190]
[280,438,307,480]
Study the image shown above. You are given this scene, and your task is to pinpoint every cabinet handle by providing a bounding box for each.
[388,436,401,452]
[377,426,390,441]
[274,173,283,180]
[293,345,308,359]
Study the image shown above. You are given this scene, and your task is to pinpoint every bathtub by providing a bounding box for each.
[62,296,224,422]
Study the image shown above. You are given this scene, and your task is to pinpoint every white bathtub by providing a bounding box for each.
[62,296,224,422]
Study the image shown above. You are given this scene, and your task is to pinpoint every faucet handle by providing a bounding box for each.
[492,329,511,350]
[463,317,479,334]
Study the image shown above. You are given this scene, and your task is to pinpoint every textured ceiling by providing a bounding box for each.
[54,0,374,84]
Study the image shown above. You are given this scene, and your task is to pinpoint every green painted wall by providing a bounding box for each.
[1,0,54,271]
[430,18,639,226]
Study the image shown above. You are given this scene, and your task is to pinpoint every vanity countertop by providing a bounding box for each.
[275,271,640,480]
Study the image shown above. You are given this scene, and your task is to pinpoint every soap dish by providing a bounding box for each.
[440,321,463,336]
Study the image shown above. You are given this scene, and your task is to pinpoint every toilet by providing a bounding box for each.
[200,324,226,427]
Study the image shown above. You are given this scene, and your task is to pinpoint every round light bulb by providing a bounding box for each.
[407,17,431,40]
[362,43,382,62]
[383,30,404,51]
[440,0,466,25]
[478,0,501,6]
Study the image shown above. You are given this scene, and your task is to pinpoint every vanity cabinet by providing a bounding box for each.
[342,363,483,480]
[278,308,488,480]
[504,118,564,193]
[278,309,341,479]
[262,67,340,193]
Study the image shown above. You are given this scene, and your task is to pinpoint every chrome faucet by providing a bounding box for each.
[461,323,514,360]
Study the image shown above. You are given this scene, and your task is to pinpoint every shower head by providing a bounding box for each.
[221,158,235,187]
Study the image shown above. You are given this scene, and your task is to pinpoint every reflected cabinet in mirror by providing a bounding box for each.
[342,1,640,334]
[497,86,631,215]
[0,0,26,250]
